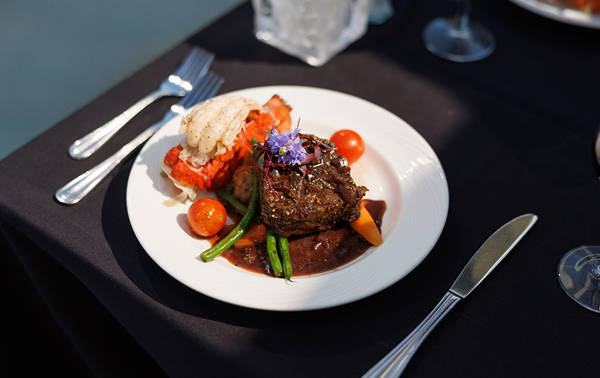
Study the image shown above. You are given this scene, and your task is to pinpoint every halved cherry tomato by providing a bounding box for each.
[330,129,365,164]
[187,198,227,237]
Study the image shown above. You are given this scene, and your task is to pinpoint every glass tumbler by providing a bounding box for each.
[251,0,369,67]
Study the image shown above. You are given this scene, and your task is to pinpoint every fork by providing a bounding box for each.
[55,72,224,205]
[68,47,214,160]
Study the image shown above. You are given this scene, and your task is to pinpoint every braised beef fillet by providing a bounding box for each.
[259,136,367,237]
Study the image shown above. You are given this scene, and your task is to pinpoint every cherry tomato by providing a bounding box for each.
[187,198,227,237]
[330,129,365,164]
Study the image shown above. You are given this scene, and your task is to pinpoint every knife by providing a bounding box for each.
[363,213,538,378]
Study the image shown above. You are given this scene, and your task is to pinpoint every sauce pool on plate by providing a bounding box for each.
[219,199,386,276]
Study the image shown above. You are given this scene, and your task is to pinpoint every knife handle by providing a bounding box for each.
[363,292,461,378]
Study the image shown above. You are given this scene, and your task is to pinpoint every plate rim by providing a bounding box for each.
[126,85,449,311]
[510,0,600,29]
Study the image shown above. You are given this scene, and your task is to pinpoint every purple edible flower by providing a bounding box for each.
[267,128,308,166]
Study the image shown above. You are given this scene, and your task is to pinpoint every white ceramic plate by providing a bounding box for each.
[126,86,448,311]
[510,0,600,29]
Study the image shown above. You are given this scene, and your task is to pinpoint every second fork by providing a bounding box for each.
[68,47,214,160]
[55,72,223,205]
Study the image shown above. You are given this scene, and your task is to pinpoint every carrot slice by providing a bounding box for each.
[234,223,267,248]
[350,202,383,246]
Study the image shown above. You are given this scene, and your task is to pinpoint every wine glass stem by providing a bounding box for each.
[454,0,471,31]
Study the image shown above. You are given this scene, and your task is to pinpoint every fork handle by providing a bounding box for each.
[68,88,173,159]
[362,292,461,378]
[56,120,165,205]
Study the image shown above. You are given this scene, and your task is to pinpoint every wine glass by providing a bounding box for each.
[422,0,495,62]
[368,0,394,24]
[558,246,600,313]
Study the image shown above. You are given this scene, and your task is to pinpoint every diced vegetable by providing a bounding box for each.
[350,202,383,246]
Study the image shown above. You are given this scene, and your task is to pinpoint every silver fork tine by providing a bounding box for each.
[162,73,214,121]
[180,72,213,104]
[178,49,214,83]
[187,75,222,107]
[172,47,201,77]
[68,47,214,160]
[177,53,214,90]
[204,76,224,99]
[174,49,206,82]
[55,73,223,205]
[192,75,220,105]
[180,73,221,108]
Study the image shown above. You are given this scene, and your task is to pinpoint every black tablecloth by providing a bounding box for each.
[2,1,599,377]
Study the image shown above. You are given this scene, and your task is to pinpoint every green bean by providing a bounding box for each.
[216,188,247,215]
[266,230,283,277]
[199,175,258,262]
[278,236,292,280]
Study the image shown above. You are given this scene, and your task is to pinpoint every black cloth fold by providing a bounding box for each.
[1,1,599,377]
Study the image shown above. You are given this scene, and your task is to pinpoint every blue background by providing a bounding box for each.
[0,0,242,160]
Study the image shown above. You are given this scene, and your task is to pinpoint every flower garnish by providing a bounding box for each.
[252,122,336,196]
[267,128,308,166]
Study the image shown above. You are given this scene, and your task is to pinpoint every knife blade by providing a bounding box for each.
[363,213,538,378]
[450,213,538,298]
